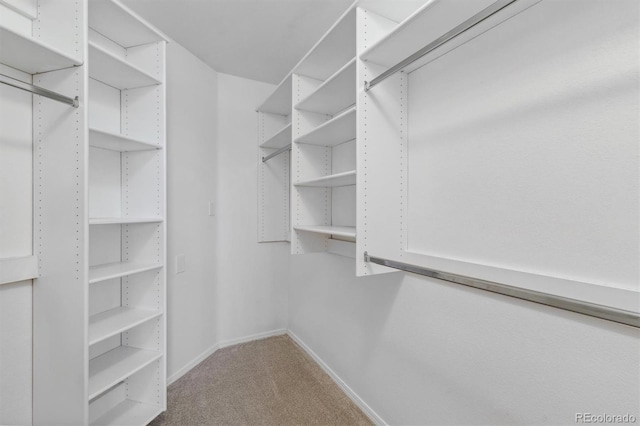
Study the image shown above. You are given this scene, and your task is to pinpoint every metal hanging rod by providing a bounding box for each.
[364,0,517,91]
[363,252,640,328]
[0,73,79,108]
[262,144,291,163]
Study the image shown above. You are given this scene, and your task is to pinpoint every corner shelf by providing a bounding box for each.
[0,25,82,74]
[89,217,164,225]
[90,400,162,426]
[89,262,162,284]
[260,123,292,149]
[88,42,160,90]
[88,0,167,48]
[295,170,356,188]
[257,74,292,115]
[294,225,356,239]
[89,128,160,152]
[295,58,356,115]
[89,346,162,400]
[89,307,162,346]
[296,106,356,146]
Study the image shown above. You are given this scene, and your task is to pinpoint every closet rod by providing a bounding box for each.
[262,144,291,163]
[363,252,640,328]
[364,0,517,91]
[0,73,79,108]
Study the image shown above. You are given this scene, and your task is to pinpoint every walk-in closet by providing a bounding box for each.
[1,0,638,425]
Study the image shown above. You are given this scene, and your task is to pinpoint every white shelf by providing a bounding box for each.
[295,58,356,115]
[91,399,162,426]
[89,262,162,284]
[89,128,160,152]
[89,42,161,90]
[296,106,356,146]
[294,6,356,81]
[0,25,82,74]
[360,0,499,69]
[0,255,38,286]
[359,0,429,23]
[257,74,292,115]
[89,0,167,48]
[89,307,162,346]
[294,225,356,239]
[0,0,37,20]
[89,217,164,225]
[295,170,356,188]
[261,123,292,149]
[89,346,162,400]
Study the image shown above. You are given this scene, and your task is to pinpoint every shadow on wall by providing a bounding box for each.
[289,251,403,363]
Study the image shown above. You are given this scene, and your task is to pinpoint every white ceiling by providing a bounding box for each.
[122,0,355,85]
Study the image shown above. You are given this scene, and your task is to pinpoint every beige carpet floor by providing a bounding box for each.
[150,335,373,426]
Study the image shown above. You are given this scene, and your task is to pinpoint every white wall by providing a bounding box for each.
[165,42,219,380]
[216,73,289,342]
[289,254,640,425]
[0,65,33,426]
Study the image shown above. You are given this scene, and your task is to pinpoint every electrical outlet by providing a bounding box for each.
[176,255,185,274]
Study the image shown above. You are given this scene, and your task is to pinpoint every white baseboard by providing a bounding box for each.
[287,330,387,426]
[217,328,287,349]
[167,342,220,385]
[167,328,287,385]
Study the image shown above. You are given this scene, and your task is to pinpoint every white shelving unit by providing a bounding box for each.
[289,4,358,259]
[256,1,433,266]
[256,5,361,249]
[1,2,168,423]
[8,0,93,423]
[87,0,168,424]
